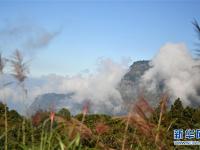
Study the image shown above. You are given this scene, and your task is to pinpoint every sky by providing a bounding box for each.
[0,0,200,76]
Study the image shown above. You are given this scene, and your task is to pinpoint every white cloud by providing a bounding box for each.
[0,58,129,114]
[0,20,60,54]
[142,43,200,106]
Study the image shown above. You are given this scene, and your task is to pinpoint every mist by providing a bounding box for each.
[1,43,200,114]
[142,43,200,106]
[0,58,129,114]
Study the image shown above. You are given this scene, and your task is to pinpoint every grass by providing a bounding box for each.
[1,97,200,150]
[0,52,8,150]
[10,50,29,145]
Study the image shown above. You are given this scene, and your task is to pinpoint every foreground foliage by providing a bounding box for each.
[0,98,200,149]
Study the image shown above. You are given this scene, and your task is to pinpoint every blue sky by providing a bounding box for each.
[0,0,200,76]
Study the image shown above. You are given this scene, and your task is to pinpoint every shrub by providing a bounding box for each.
[57,108,71,120]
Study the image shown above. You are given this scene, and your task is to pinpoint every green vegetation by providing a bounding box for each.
[57,108,71,121]
[0,98,200,149]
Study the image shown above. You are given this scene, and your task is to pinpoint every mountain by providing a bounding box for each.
[119,60,150,104]
[123,60,150,82]
[28,92,83,115]
[118,60,163,107]
[29,60,163,115]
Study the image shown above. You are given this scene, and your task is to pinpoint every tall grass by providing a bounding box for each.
[155,95,168,147]
[0,53,8,150]
[0,50,85,149]
[80,101,89,132]
[121,111,131,150]
[10,49,29,145]
[120,96,170,149]
[95,122,109,149]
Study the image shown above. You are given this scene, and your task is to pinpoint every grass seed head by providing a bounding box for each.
[10,50,29,83]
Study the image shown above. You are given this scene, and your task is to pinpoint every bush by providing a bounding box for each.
[57,108,71,120]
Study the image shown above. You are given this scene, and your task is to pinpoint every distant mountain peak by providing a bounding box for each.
[28,92,78,115]
[29,60,162,116]
[119,60,162,107]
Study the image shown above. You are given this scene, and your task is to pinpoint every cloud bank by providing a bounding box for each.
[142,43,200,106]
[1,42,200,114]
[0,58,129,114]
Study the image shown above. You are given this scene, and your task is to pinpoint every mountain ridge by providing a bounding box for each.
[29,60,163,115]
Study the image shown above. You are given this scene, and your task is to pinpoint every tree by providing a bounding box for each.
[57,108,71,120]
[170,98,184,118]
[192,19,200,56]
